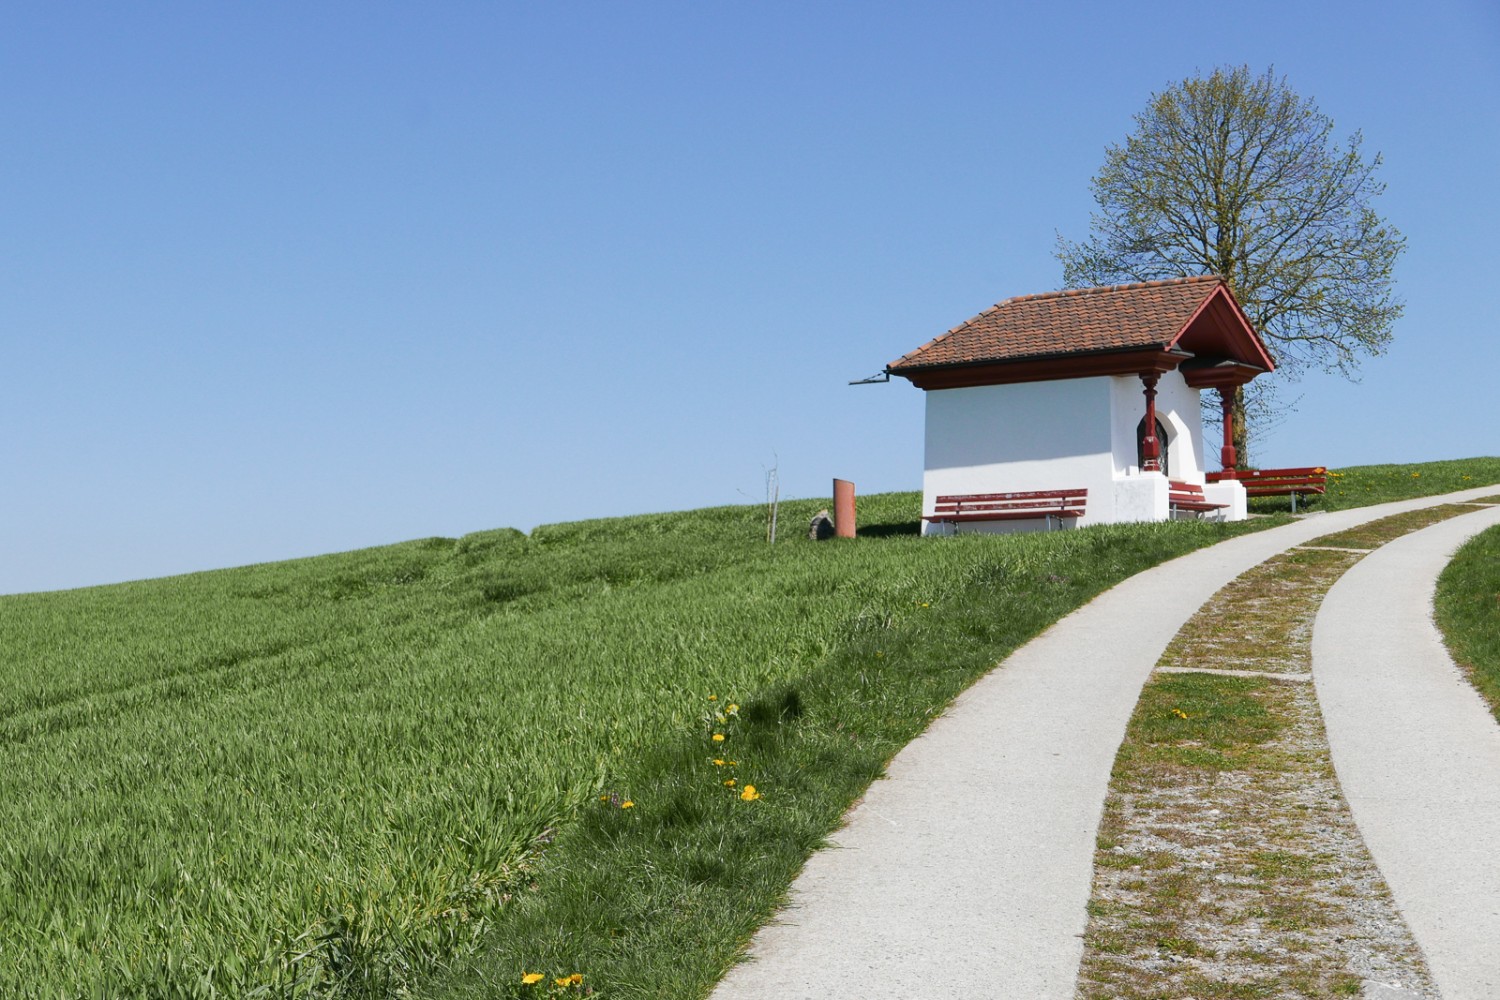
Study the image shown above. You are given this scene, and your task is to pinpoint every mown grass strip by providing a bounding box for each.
[1077,505,1480,1000]
[1311,503,1476,550]
[426,520,1271,1000]
[1435,523,1500,723]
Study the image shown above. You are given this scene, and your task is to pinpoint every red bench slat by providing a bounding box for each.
[924,488,1087,529]
[1206,467,1328,512]
[1169,481,1228,513]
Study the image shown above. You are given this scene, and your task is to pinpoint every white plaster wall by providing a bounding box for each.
[1108,372,1206,483]
[921,380,1117,534]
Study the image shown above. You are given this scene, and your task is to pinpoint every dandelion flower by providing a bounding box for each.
[712,758,726,766]
[712,733,725,742]
[726,703,739,714]
[522,972,544,985]
[740,785,761,801]
[568,974,584,985]
[716,713,727,723]
[621,800,634,809]
[724,779,736,787]
[728,760,738,766]
[556,977,572,987]
[708,695,718,701]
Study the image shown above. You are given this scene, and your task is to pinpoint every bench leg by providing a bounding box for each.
[1291,491,1298,514]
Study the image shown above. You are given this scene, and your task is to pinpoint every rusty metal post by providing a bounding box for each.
[833,479,856,538]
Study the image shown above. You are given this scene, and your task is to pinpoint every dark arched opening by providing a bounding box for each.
[1136,416,1170,475]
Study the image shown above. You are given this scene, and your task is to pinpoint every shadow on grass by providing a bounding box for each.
[855,521,923,538]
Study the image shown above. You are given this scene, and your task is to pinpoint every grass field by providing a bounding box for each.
[2,458,1495,998]
[0,492,1260,998]
[1435,523,1500,723]
[1248,456,1500,513]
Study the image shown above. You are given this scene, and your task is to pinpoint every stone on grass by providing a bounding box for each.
[808,510,835,541]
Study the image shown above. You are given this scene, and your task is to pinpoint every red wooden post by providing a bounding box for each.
[1139,373,1161,472]
[1219,387,1238,475]
[833,479,856,538]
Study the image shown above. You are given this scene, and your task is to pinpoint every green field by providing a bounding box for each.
[1249,455,1500,512]
[2,459,1496,998]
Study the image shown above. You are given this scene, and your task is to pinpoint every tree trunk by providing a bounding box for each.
[1232,386,1250,469]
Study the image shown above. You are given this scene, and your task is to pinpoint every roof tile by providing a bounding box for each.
[888,276,1224,371]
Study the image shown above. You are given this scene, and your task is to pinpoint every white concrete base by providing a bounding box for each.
[1201,479,1247,521]
[1111,472,1168,522]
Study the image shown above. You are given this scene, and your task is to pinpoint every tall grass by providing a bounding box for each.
[0,492,1243,997]
[425,520,1271,999]
[3,462,1492,998]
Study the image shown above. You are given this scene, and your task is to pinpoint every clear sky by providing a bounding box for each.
[5,1,1498,595]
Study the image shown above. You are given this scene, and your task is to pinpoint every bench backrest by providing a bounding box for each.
[1208,467,1327,485]
[933,489,1087,515]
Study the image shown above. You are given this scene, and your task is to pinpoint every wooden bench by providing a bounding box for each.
[924,489,1087,533]
[1207,467,1328,513]
[1169,480,1229,518]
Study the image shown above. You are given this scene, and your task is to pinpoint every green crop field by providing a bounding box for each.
[2,458,1496,999]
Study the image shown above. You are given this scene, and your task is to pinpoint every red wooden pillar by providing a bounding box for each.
[1218,387,1238,475]
[1139,373,1161,472]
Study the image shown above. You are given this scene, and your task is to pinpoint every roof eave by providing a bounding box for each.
[889,346,1193,391]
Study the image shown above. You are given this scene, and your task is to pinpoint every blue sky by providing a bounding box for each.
[4,1,1498,595]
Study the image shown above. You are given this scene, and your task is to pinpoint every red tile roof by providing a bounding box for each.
[888,276,1228,372]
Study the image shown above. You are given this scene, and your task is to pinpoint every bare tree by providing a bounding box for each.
[1058,66,1404,464]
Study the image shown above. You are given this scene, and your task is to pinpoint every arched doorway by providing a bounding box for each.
[1136,416,1170,475]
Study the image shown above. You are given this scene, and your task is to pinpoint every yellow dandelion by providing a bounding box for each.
[621,800,634,809]
[740,785,761,801]
[556,977,571,987]
[568,974,584,985]
[728,760,738,766]
[522,972,544,985]
[599,794,609,801]
[726,703,739,714]
[708,694,718,701]
[712,758,726,766]
[712,733,725,742]
[724,778,736,787]
[716,713,727,723]
[1412,472,1421,478]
